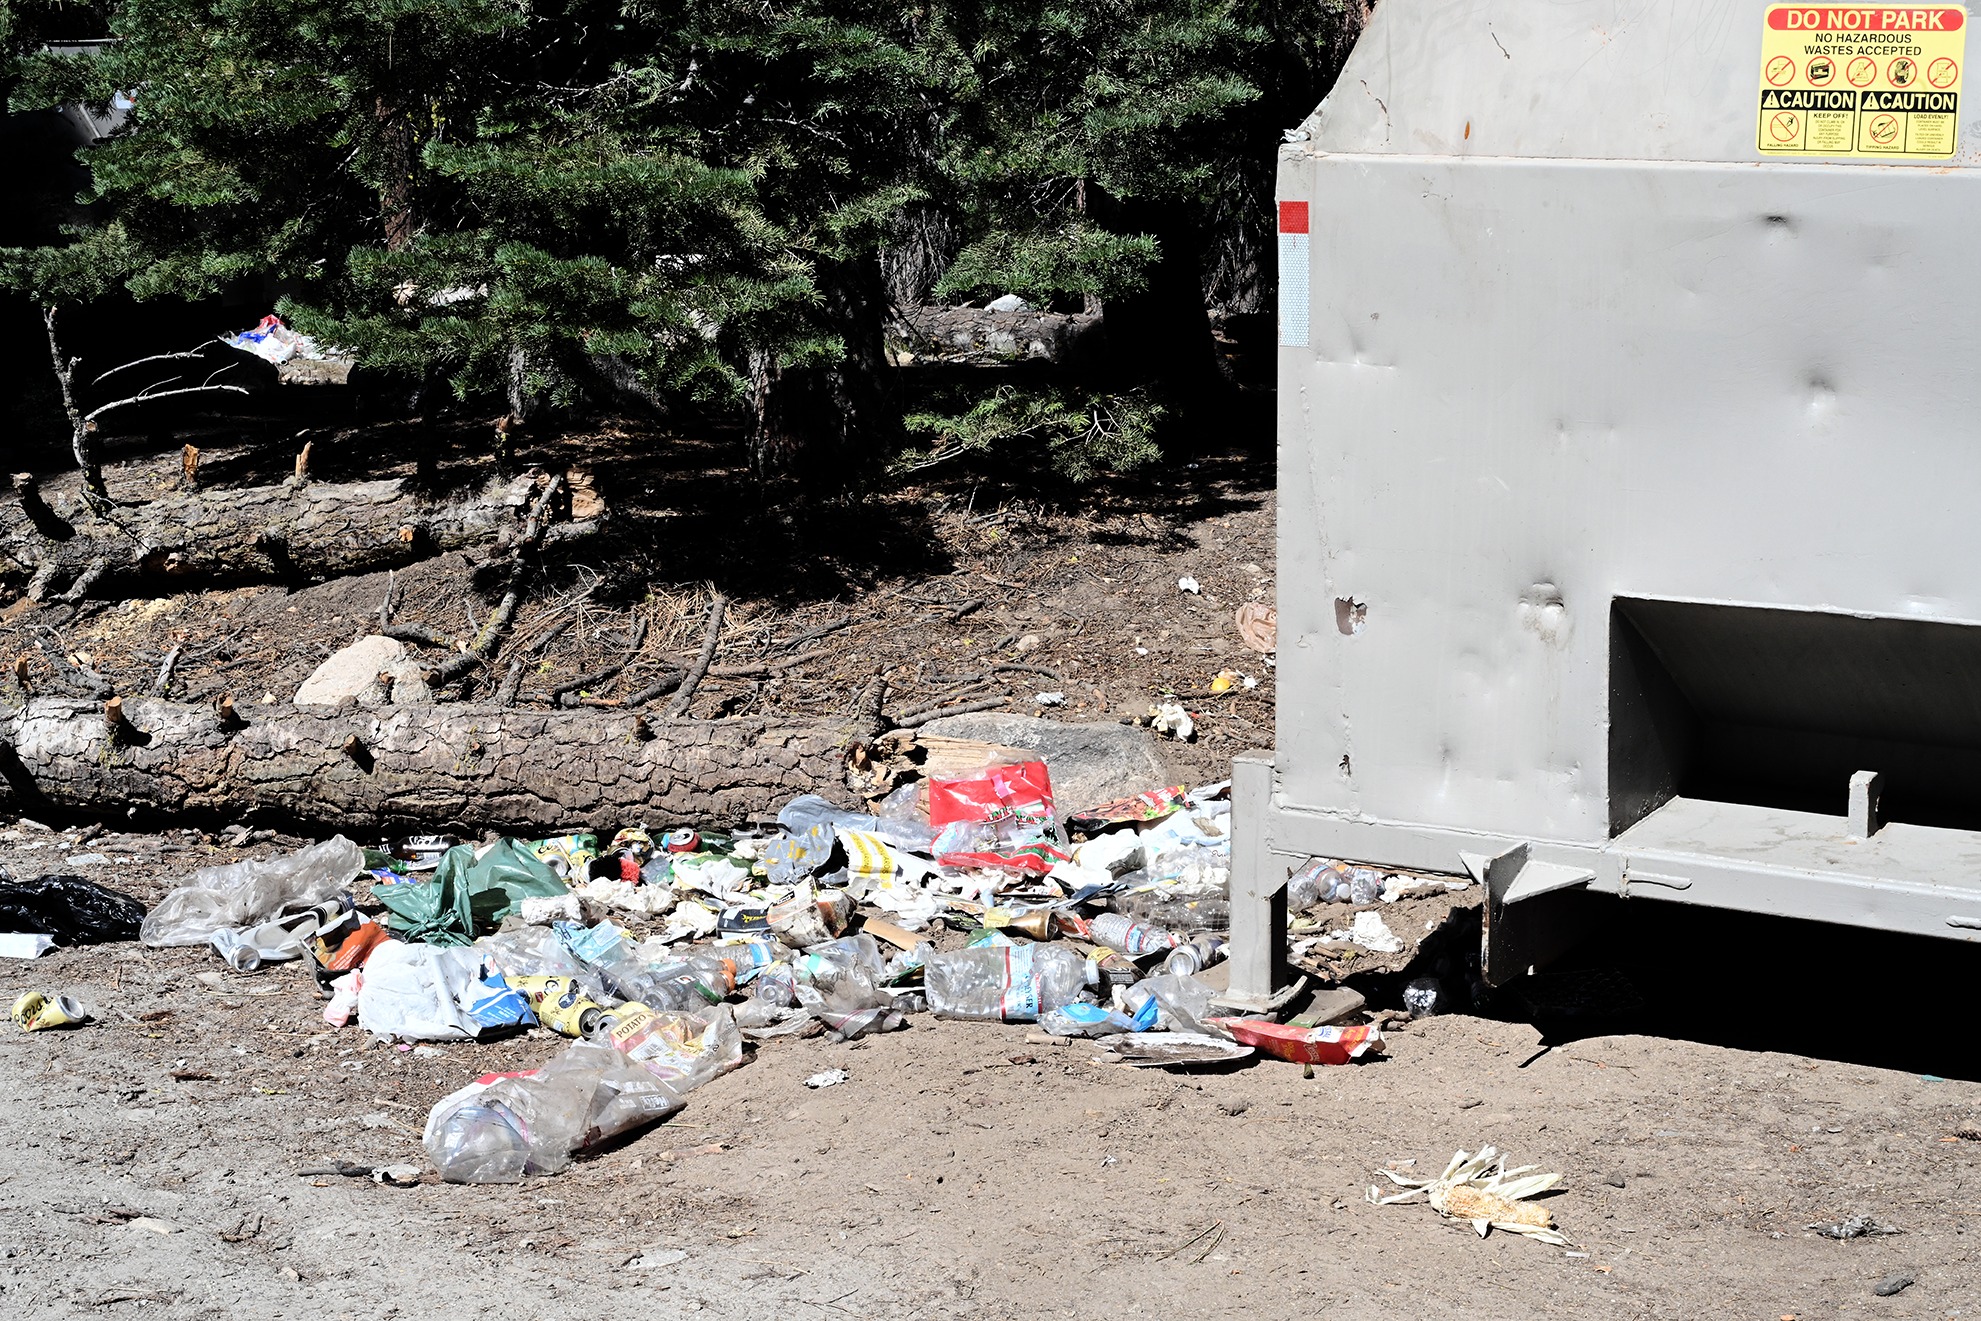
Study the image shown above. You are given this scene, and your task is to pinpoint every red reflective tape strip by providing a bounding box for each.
[1278,200,1310,234]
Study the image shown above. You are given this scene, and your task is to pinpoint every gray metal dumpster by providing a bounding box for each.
[1225,0,1981,1010]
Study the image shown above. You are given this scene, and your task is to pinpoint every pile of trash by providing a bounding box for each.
[3,754,1454,1184]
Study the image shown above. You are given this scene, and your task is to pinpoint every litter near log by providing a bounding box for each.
[1369,1146,1572,1246]
[0,707,1441,1183]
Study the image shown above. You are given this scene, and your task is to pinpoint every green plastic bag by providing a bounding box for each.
[375,839,568,946]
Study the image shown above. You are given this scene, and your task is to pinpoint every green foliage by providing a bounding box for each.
[2,0,1362,470]
[934,224,1157,305]
[901,383,1162,482]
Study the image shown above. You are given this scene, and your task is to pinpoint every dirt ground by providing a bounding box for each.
[3,422,1980,1319]
[4,843,1979,1321]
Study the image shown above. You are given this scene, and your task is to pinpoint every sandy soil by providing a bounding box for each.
[2,826,1978,1321]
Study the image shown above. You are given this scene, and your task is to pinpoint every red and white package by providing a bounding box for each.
[929,761,1065,872]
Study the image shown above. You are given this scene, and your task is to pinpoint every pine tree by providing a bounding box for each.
[4,0,1365,485]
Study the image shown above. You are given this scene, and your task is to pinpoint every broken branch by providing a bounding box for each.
[665,592,728,719]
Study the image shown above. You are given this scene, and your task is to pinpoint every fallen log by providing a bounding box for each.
[0,695,873,833]
[0,472,597,602]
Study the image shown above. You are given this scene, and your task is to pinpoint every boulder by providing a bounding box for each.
[914,713,1177,815]
[294,635,434,707]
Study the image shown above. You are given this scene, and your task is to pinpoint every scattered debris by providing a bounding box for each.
[1810,1216,1902,1240]
[804,1069,850,1089]
[1370,1146,1571,1246]
[1235,602,1277,652]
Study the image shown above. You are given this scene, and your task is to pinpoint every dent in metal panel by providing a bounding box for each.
[1276,154,1981,847]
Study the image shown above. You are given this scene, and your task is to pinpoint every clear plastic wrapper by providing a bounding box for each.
[141,837,363,948]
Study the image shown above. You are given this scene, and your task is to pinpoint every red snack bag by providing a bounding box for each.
[929,761,1062,870]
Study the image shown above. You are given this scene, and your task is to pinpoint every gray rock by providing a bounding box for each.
[293,635,433,707]
[1873,1274,1914,1297]
[915,713,1177,815]
[1285,984,1367,1027]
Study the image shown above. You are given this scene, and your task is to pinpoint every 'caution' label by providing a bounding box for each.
[1757,5,1965,157]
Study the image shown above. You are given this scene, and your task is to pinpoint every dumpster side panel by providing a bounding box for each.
[1275,151,1981,845]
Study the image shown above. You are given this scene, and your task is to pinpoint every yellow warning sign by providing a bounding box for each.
[1758,6,1965,157]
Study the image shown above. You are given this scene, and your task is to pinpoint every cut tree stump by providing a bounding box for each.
[0,695,874,832]
[0,473,599,602]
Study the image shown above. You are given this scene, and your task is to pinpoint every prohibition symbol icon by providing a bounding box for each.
[1769,109,1802,142]
[1929,57,1960,88]
[1766,55,1797,86]
[1867,113,1902,145]
[1807,56,1836,85]
[1890,57,1918,87]
[1848,56,1879,87]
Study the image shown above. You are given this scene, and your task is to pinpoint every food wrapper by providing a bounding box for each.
[1064,785,1189,837]
[604,1004,743,1093]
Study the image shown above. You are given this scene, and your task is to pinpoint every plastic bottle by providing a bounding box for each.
[752,963,801,1006]
[1403,977,1445,1018]
[1122,973,1215,1033]
[706,938,780,987]
[1087,912,1182,957]
[593,943,733,1012]
[1286,859,1384,908]
[792,934,886,989]
[924,944,1090,1022]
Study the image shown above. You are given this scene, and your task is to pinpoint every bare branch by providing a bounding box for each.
[90,342,225,389]
[84,383,249,425]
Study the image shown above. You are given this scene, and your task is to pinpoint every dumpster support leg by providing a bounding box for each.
[1213,752,1305,1015]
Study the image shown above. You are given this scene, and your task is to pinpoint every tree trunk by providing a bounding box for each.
[375,93,417,251]
[749,253,900,481]
[1098,198,1225,410]
[0,695,872,834]
[0,473,599,603]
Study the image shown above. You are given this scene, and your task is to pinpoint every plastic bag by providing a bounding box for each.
[424,1040,685,1183]
[929,762,1062,872]
[0,875,146,946]
[374,839,567,946]
[142,837,363,948]
[759,823,836,886]
[355,940,486,1041]
[1141,844,1231,898]
[924,943,1091,1022]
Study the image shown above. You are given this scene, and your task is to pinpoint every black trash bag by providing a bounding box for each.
[0,874,148,945]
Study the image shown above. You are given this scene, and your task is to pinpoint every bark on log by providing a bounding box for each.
[0,695,871,833]
[0,474,596,602]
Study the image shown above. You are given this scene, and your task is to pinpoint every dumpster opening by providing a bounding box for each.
[1609,597,1981,836]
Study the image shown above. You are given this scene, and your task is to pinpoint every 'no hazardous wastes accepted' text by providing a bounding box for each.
[1758,5,1966,156]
